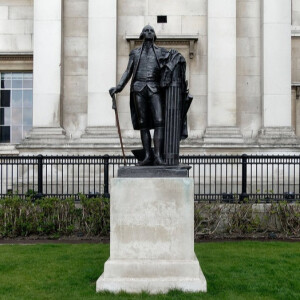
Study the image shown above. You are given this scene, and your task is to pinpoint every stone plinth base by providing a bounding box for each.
[204,126,244,144]
[97,259,206,293]
[96,178,207,294]
[19,127,66,144]
[81,126,140,148]
[258,127,298,145]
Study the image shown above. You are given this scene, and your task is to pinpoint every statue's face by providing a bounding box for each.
[142,25,155,41]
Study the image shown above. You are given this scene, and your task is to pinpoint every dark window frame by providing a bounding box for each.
[157,15,167,23]
[0,71,33,144]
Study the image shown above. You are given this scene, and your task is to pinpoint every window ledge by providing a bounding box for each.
[126,34,199,59]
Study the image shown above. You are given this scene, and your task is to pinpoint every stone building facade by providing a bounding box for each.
[0,0,300,156]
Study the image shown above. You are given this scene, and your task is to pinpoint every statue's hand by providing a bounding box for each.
[109,86,121,97]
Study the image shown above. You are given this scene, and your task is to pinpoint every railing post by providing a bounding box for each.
[103,154,110,198]
[37,154,43,198]
[240,154,248,202]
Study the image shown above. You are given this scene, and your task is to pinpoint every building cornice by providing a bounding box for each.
[0,53,33,61]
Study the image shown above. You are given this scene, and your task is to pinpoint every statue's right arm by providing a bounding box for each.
[114,52,134,94]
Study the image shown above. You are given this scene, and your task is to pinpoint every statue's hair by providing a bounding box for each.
[139,26,157,41]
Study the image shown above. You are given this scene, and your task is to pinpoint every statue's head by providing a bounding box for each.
[139,25,157,41]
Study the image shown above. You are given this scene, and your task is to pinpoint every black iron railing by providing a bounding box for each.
[0,154,299,202]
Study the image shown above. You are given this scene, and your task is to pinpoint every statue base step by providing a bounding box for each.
[118,165,191,178]
[97,257,206,293]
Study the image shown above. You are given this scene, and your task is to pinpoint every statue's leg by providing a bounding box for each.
[149,93,166,166]
[153,127,166,165]
[138,129,152,166]
[134,91,153,166]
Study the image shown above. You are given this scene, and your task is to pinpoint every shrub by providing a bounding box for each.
[226,202,266,235]
[194,202,224,238]
[0,196,41,237]
[80,195,110,236]
[0,196,299,239]
[271,201,300,236]
[35,197,78,236]
[0,195,110,238]
[194,201,300,239]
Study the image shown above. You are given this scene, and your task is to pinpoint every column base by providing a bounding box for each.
[80,126,140,149]
[17,127,66,148]
[204,126,244,144]
[81,126,120,144]
[258,127,298,145]
[97,257,206,294]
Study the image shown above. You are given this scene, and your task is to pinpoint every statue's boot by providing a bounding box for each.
[137,129,152,166]
[153,127,166,166]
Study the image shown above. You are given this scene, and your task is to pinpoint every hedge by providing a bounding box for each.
[0,195,109,238]
[0,196,299,239]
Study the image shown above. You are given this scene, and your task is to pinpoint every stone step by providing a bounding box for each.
[102,257,202,278]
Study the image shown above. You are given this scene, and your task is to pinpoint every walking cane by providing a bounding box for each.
[109,89,127,166]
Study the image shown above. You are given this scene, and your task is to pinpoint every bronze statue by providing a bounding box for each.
[110,25,192,166]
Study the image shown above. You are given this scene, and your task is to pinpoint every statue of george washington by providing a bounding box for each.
[110,25,192,166]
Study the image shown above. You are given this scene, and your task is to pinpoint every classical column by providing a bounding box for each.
[84,0,118,140]
[259,0,296,143]
[204,0,243,143]
[25,0,65,142]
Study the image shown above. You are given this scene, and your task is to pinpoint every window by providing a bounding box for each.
[157,16,167,23]
[0,72,33,143]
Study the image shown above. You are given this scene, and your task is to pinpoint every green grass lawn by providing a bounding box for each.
[0,241,299,300]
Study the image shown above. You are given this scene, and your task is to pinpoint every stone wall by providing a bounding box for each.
[117,0,207,138]
[115,0,299,141]
[0,0,300,153]
[0,0,33,53]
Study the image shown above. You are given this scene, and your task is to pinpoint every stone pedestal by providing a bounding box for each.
[96,177,207,294]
